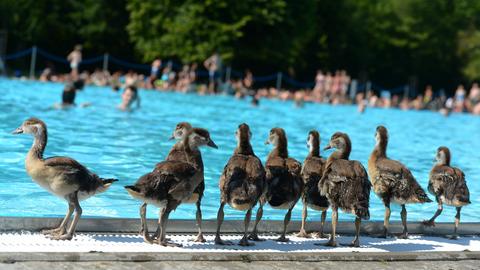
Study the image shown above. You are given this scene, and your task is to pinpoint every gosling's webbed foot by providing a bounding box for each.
[159,240,182,247]
[238,237,255,247]
[41,227,64,235]
[152,234,170,241]
[446,234,459,240]
[315,239,337,247]
[215,237,234,245]
[193,233,206,243]
[295,230,310,238]
[375,231,394,238]
[49,233,73,241]
[347,238,360,247]
[422,220,435,227]
[142,233,153,244]
[247,233,265,242]
[275,235,289,242]
[397,232,409,239]
[311,232,328,239]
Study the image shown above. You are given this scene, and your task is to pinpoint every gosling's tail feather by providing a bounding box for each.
[124,185,145,200]
[415,187,432,203]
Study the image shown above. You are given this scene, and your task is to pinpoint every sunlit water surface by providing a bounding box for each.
[0,78,478,222]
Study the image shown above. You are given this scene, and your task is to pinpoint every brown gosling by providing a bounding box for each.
[318,132,370,247]
[422,147,470,239]
[249,127,303,242]
[12,117,117,240]
[150,122,208,243]
[215,123,266,246]
[125,128,217,247]
[296,130,329,238]
[368,126,432,239]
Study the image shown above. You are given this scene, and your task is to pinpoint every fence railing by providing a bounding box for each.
[0,46,410,95]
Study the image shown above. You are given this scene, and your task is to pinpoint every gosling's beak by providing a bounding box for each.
[207,139,218,149]
[265,140,270,145]
[12,127,23,134]
[168,134,175,140]
[323,144,332,151]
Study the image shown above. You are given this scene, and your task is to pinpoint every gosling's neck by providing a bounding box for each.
[372,138,387,159]
[330,146,350,160]
[28,129,47,160]
[269,137,288,159]
[235,136,254,155]
[307,142,320,158]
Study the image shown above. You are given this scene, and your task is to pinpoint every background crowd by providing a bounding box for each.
[23,45,479,116]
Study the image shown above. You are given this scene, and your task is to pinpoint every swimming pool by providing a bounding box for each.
[0,78,478,222]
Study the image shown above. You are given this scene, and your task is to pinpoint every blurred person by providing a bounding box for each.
[324,72,333,99]
[356,92,367,113]
[399,97,411,110]
[331,71,341,95]
[453,85,466,112]
[39,68,53,82]
[91,68,109,86]
[422,85,434,110]
[159,67,172,90]
[110,71,122,92]
[125,70,139,88]
[148,59,162,88]
[251,93,259,107]
[53,79,88,109]
[294,90,305,107]
[314,70,325,93]
[118,85,140,111]
[243,69,254,90]
[189,63,198,83]
[467,83,480,112]
[176,65,190,92]
[380,90,392,108]
[204,52,222,93]
[473,102,480,115]
[412,95,423,110]
[340,70,351,96]
[67,45,82,79]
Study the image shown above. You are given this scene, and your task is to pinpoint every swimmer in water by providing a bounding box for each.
[118,85,141,111]
[53,79,90,109]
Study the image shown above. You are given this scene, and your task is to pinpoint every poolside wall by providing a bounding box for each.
[0,217,477,236]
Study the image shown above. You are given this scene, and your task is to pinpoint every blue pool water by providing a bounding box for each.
[0,78,478,222]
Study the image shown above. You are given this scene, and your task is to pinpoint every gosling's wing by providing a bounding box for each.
[165,142,187,162]
[246,155,266,182]
[302,156,324,181]
[286,157,302,177]
[430,165,469,203]
[154,160,196,180]
[44,156,90,176]
[375,158,411,180]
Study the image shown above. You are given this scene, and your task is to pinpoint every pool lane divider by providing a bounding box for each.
[0,217,478,236]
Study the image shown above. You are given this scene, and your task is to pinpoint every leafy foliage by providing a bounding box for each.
[2,0,480,90]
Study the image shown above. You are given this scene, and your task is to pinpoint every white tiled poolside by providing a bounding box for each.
[0,232,478,253]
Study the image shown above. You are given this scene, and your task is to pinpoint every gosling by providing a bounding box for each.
[12,118,117,240]
[297,130,329,238]
[368,126,431,239]
[318,132,370,247]
[423,147,470,239]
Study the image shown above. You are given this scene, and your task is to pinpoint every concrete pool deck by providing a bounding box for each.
[0,217,479,266]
